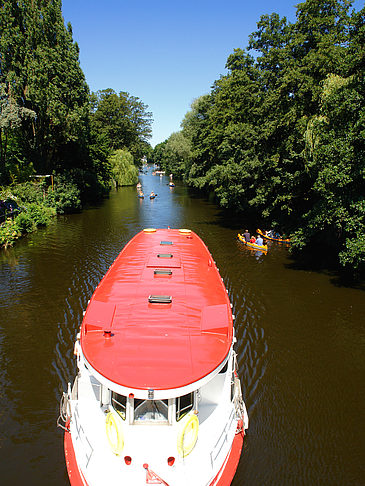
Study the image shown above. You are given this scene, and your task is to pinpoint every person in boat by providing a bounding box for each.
[243,230,250,242]
[266,229,274,237]
[150,191,155,198]
[136,182,142,189]
[256,234,264,246]
[138,191,144,197]
[250,236,256,244]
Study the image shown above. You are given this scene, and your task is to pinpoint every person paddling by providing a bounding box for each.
[243,230,250,242]
[256,234,264,246]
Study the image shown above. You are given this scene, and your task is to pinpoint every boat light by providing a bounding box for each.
[124,456,132,465]
[167,457,175,466]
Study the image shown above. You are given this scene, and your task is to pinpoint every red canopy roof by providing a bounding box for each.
[81,229,233,390]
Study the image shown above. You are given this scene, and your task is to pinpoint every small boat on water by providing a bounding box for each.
[257,228,290,244]
[58,228,249,486]
[237,233,268,252]
[149,195,156,199]
[169,183,175,187]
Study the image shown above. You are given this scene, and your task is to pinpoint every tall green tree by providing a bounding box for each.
[91,89,152,162]
[177,0,364,273]
[0,0,90,180]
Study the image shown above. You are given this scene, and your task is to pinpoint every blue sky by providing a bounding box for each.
[61,0,363,147]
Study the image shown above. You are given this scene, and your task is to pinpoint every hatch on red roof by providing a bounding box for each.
[147,253,181,268]
[84,300,116,333]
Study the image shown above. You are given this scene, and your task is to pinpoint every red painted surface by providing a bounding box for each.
[81,229,233,390]
[210,431,245,486]
[64,428,87,486]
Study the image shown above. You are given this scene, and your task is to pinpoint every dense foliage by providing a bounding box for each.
[0,0,152,190]
[0,0,153,247]
[0,182,57,247]
[154,0,365,274]
[109,149,139,187]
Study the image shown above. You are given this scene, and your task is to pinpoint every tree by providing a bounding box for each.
[0,84,36,181]
[109,149,138,187]
[91,89,152,161]
[0,0,90,177]
[158,132,191,179]
[176,0,364,273]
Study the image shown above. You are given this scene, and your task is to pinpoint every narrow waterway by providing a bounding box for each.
[0,168,364,486]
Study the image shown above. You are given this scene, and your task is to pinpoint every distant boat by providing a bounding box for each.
[169,182,175,187]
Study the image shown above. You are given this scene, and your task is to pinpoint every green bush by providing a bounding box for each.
[25,203,56,226]
[45,180,81,214]
[0,203,56,248]
[4,181,45,205]
[0,218,21,248]
[15,211,37,233]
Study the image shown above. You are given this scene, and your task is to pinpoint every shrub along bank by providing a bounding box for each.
[0,179,81,249]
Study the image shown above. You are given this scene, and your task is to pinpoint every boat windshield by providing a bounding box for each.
[134,399,169,423]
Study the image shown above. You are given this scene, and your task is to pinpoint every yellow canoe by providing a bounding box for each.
[257,228,290,244]
[237,234,268,252]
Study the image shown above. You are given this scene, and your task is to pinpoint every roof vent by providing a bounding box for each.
[148,295,172,304]
[157,253,173,258]
[160,241,173,245]
[154,269,173,275]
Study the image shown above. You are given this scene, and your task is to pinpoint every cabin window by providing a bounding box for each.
[176,392,194,421]
[111,392,127,420]
[133,399,169,423]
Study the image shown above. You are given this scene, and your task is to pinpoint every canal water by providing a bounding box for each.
[0,167,364,486]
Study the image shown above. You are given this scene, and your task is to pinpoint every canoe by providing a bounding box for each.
[237,233,268,251]
[257,228,290,244]
[58,228,249,486]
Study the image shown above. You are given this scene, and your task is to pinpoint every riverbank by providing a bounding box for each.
[0,159,140,249]
[0,180,81,249]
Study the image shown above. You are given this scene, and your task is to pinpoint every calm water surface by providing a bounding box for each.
[0,168,364,485]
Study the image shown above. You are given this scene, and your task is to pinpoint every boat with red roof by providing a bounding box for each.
[58,228,248,485]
